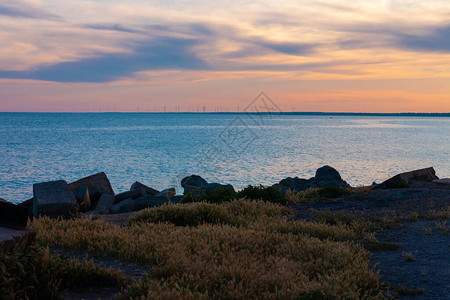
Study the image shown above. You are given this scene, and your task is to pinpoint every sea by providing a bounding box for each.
[1,112,449,204]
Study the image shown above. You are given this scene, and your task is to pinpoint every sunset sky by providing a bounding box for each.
[0,0,449,112]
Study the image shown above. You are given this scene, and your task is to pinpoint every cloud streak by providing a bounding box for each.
[0,1,61,20]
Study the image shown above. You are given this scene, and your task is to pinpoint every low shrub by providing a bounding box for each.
[317,186,351,199]
[129,199,287,227]
[181,187,236,204]
[236,185,286,205]
[0,246,126,300]
[129,202,233,227]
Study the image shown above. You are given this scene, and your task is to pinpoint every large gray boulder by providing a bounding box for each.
[130,181,159,196]
[375,167,439,189]
[33,180,77,218]
[69,172,114,203]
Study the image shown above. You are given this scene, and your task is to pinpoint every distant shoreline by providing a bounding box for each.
[1,112,450,117]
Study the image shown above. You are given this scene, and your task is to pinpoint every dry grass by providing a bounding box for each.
[29,199,383,299]
[0,246,126,300]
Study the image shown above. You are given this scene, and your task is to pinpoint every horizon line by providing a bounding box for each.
[1,111,450,117]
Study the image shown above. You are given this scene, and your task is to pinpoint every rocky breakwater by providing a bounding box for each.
[16,172,181,219]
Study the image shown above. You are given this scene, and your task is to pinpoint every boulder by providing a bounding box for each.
[181,175,208,194]
[134,196,171,210]
[205,183,235,195]
[311,165,350,188]
[75,184,91,212]
[33,180,77,218]
[130,181,159,196]
[0,227,36,254]
[94,193,115,212]
[69,172,114,203]
[114,187,146,204]
[110,198,136,214]
[375,167,439,190]
[0,200,30,229]
[155,188,176,198]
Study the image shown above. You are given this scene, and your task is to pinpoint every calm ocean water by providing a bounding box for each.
[1,112,449,203]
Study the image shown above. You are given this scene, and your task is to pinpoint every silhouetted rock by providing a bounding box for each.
[75,184,91,212]
[181,175,208,194]
[33,180,77,218]
[155,188,176,198]
[0,200,30,229]
[114,187,146,204]
[130,181,159,196]
[374,167,439,190]
[69,172,114,203]
[312,165,350,188]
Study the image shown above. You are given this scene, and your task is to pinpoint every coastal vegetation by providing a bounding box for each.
[0,246,126,300]
[27,199,383,299]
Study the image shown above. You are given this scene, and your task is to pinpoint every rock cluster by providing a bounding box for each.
[22,173,181,218]
[4,166,446,221]
[274,165,350,193]
[181,175,235,197]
